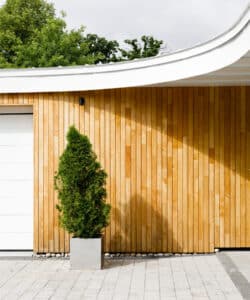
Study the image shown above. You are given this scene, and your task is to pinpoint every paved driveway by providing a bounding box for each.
[0,252,248,300]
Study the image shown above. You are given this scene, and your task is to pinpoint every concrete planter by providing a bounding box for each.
[70,237,103,270]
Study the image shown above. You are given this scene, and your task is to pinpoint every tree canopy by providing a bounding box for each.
[0,0,163,68]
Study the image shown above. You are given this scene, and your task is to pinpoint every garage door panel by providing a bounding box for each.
[0,113,33,250]
[0,180,32,198]
[0,163,33,180]
[0,196,33,215]
[0,146,32,162]
[0,132,33,146]
[0,216,32,233]
[0,115,32,129]
[0,233,33,250]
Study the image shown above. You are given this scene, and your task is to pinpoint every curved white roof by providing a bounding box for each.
[0,5,249,93]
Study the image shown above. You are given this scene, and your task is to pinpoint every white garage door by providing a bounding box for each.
[0,107,33,250]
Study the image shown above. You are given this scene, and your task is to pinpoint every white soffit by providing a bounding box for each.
[153,50,250,87]
[0,5,249,93]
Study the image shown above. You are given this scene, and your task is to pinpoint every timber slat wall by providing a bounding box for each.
[0,87,249,253]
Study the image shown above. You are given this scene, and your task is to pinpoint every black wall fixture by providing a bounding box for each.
[79,97,85,106]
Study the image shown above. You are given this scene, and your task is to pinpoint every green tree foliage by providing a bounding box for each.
[54,126,111,238]
[0,0,163,68]
[120,36,163,60]
[0,0,100,67]
[84,34,120,64]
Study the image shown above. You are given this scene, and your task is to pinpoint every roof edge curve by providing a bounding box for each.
[0,5,249,93]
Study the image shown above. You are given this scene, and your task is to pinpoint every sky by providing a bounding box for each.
[0,0,249,52]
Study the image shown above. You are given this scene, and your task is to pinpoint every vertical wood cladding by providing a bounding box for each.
[0,87,249,253]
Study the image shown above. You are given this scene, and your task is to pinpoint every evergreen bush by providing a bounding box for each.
[54,126,111,238]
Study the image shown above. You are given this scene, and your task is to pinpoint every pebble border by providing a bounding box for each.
[33,253,70,259]
[33,251,217,259]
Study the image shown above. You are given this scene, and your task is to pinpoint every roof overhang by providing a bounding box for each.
[0,5,249,94]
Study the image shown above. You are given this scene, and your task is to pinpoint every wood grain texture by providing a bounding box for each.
[0,86,249,253]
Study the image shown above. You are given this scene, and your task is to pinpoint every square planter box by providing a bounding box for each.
[70,237,103,270]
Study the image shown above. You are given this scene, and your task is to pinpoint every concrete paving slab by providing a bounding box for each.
[217,251,250,300]
[0,254,246,299]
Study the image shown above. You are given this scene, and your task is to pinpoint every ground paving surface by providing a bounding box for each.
[0,252,249,300]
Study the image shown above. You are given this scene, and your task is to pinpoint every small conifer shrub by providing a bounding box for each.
[54,126,111,238]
